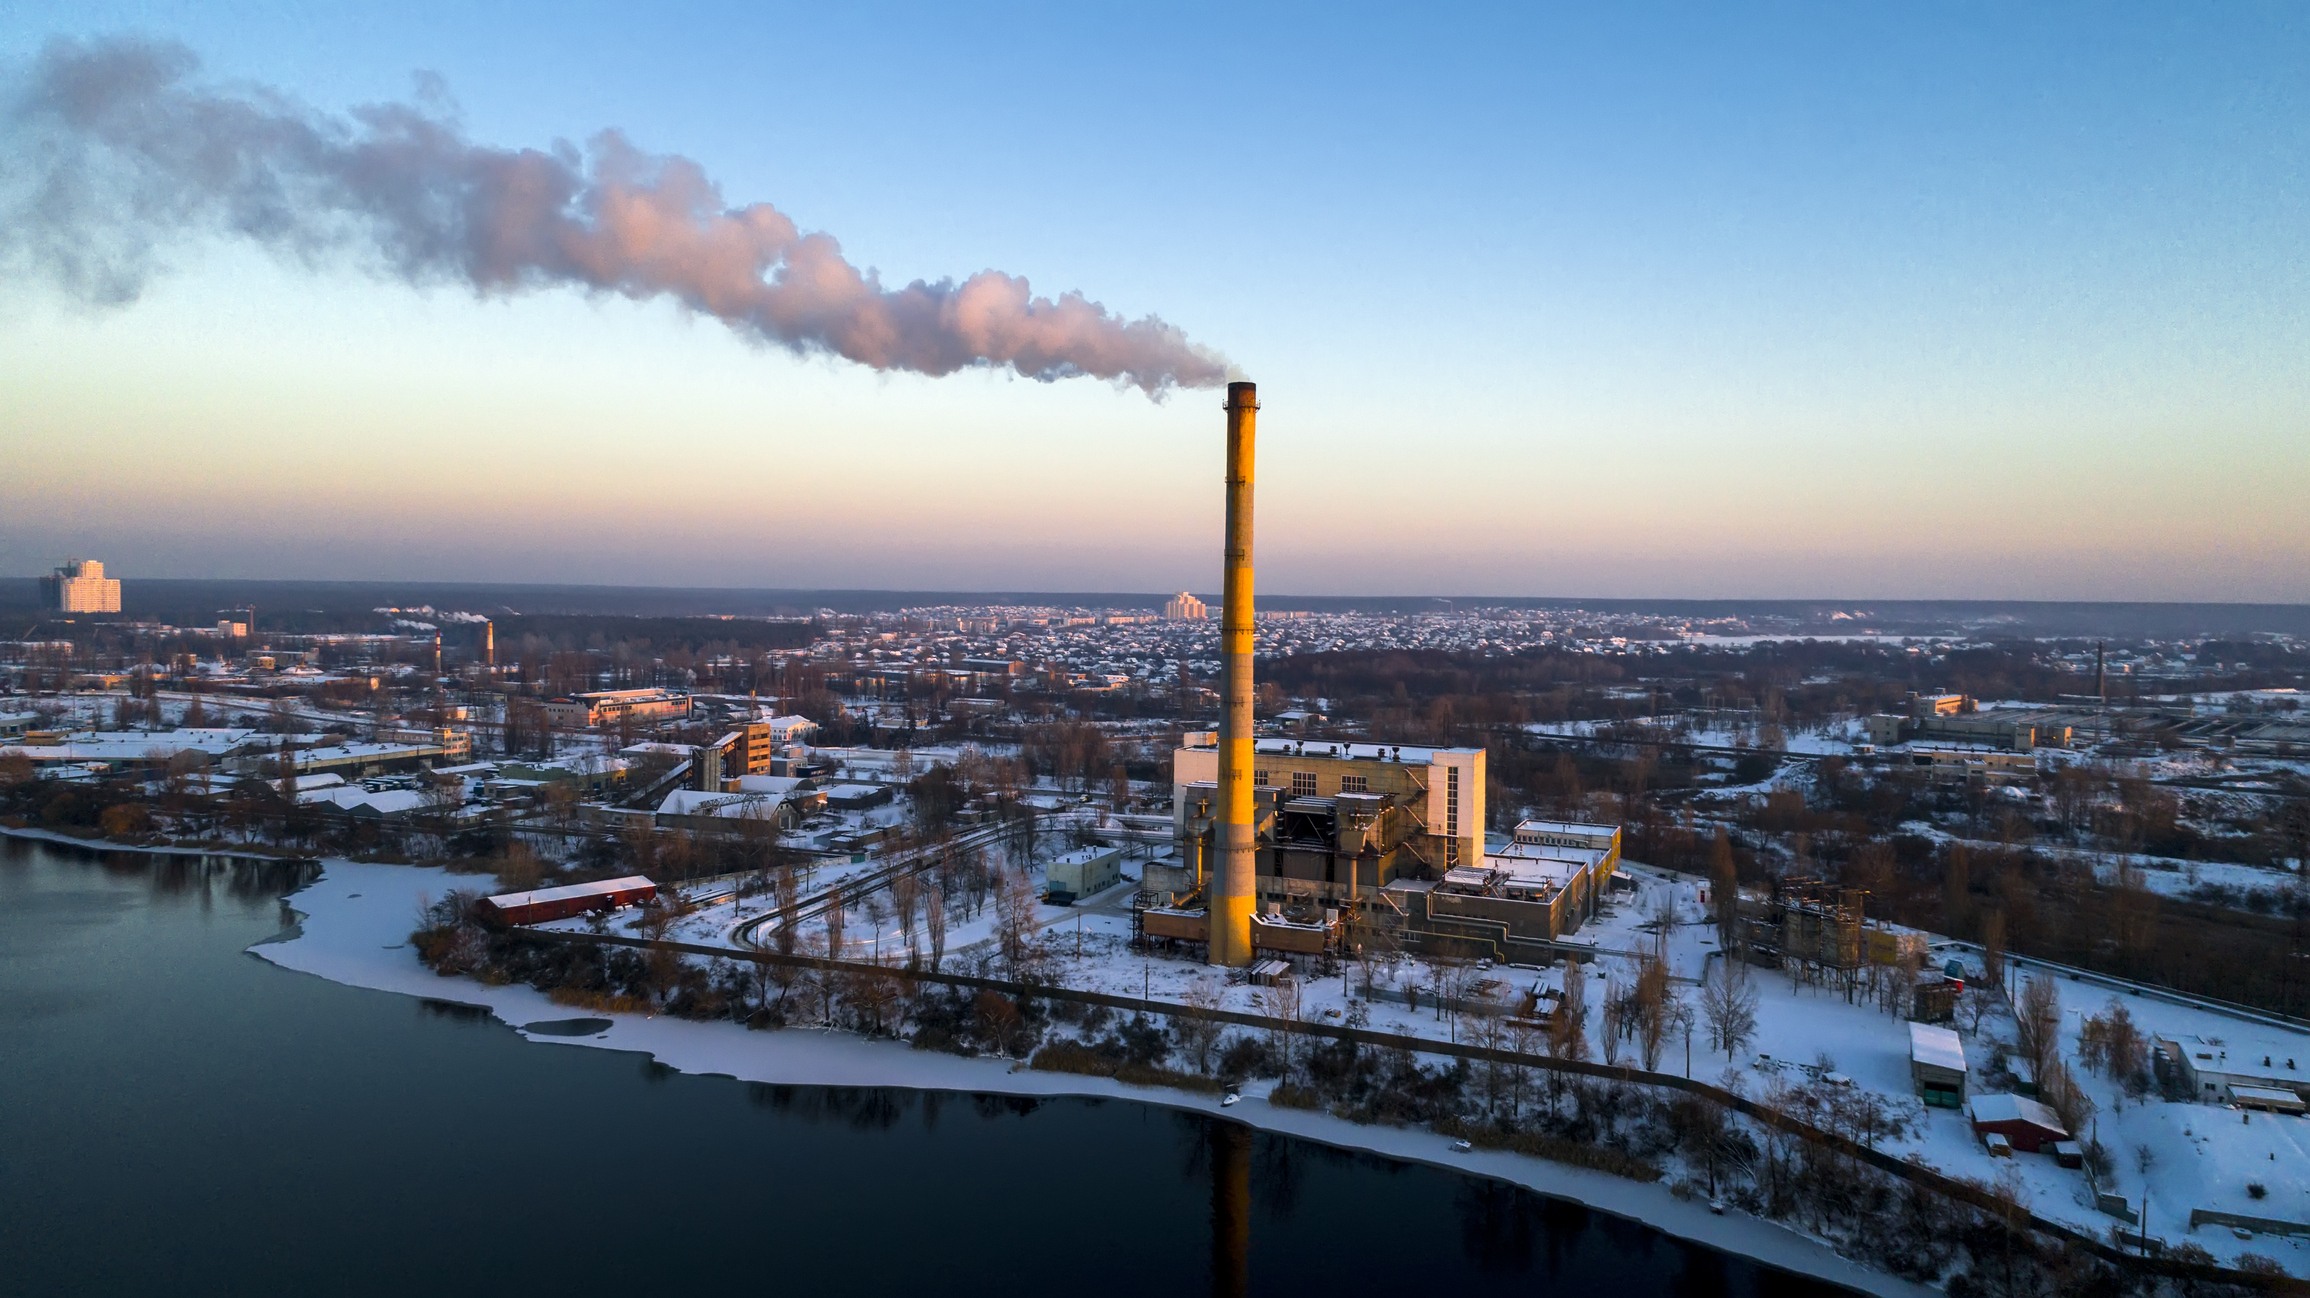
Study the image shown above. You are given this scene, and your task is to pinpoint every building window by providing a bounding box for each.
[1446,767,1460,837]
[1253,770,1269,788]
[1340,775,1367,794]
[1291,771,1318,797]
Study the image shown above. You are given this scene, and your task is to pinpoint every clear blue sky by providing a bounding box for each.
[3,2,2305,598]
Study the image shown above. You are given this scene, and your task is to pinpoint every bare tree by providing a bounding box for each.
[767,867,802,1009]
[891,872,922,965]
[2015,974,2062,1079]
[1258,978,1303,1076]
[925,884,948,973]
[1959,983,1998,1034]
[1550,960,1591,1062]
[1709,827,1740,948]
[992,868,1044,977]
[1980,907,2007,991]
[2078,997,2150,1093]
[1177,977,1226,1074]
[1701,958,1759,1062]
[1635,954,1675,1071]
[1599,968,1629,1066]
[2039,1056,2096,1137]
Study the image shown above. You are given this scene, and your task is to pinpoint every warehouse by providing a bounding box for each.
[479,876,657,926]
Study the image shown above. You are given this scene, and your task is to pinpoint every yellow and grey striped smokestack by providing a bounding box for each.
[1209,380,1258,967]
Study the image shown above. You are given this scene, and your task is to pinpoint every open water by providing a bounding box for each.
[0,837,1848,1296]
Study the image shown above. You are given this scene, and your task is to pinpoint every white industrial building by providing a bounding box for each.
[1045,845,1124,904]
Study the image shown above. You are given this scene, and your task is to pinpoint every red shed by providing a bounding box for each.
[479,875,657,926]
[1967,1092,2068,1154]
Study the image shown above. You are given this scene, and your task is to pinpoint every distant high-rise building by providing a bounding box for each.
[42,559,121,613]
[1164,591,1208,621]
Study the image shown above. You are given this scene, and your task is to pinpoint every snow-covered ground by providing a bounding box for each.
[1581,869,2310,1274]
[1523,718,1862,757]
[506,845,2310,1275]
[253,856,1924,1298]
[1893,821,2302,906]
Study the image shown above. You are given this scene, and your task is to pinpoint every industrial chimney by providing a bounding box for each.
[1209,381,1259,967]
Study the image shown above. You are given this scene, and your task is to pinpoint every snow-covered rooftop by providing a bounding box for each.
[1966,1092,2065,1134]
[484,876,657,910]
[1909,1022,1967,1074]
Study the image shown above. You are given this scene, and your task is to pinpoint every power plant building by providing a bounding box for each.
[42,559,121,613]
[1163,735,1486,910]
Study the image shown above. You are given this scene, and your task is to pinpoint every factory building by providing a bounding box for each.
[42,559,122,614]
[698,721,783,787]
[654,780,822,832]
[1895,747,2040,784]
[1861,693,2072,752]
[731,722,775,778]
[1144,734,1484,959]
[1163,734,1484,907]
[1411,820,1624,947]
[540,688,693,729]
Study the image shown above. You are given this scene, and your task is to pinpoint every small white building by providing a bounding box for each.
[1910,1022,1968,1108]
[1045,845,1124,904]
[761,714,819,745]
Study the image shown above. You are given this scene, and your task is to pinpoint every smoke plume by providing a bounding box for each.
[2,37,1230,394]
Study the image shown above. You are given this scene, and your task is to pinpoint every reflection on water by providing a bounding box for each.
[1,832,319,907]
[1211,1119,1252,1298]
[521,1017,615,1037]
[0,839,1850,1297]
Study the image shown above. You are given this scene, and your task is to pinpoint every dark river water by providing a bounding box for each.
[0,838,1848,1297]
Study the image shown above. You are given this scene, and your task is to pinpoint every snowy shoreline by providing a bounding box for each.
[247,856,1928,1298]
[0,822,314,864]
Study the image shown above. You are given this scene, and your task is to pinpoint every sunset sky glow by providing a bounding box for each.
[3,2,2305,599]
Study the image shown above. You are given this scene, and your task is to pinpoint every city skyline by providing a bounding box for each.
[3,3,2306,600]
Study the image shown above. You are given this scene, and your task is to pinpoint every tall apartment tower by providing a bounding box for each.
[1164,591,1208,621]
[42,559,121,613]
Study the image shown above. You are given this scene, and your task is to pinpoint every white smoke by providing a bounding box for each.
[3,37,1231,395]
[375,605,489,625]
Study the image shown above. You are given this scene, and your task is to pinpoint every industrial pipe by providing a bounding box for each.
[1209,381,1258,967]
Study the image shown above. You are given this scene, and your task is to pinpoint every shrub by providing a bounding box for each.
[1432,1116,1663,1182]
[1028,1040,1114,1078]
[1268,1083,1325,1111]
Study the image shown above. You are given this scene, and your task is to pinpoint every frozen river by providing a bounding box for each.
[0,836,1849,1296]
